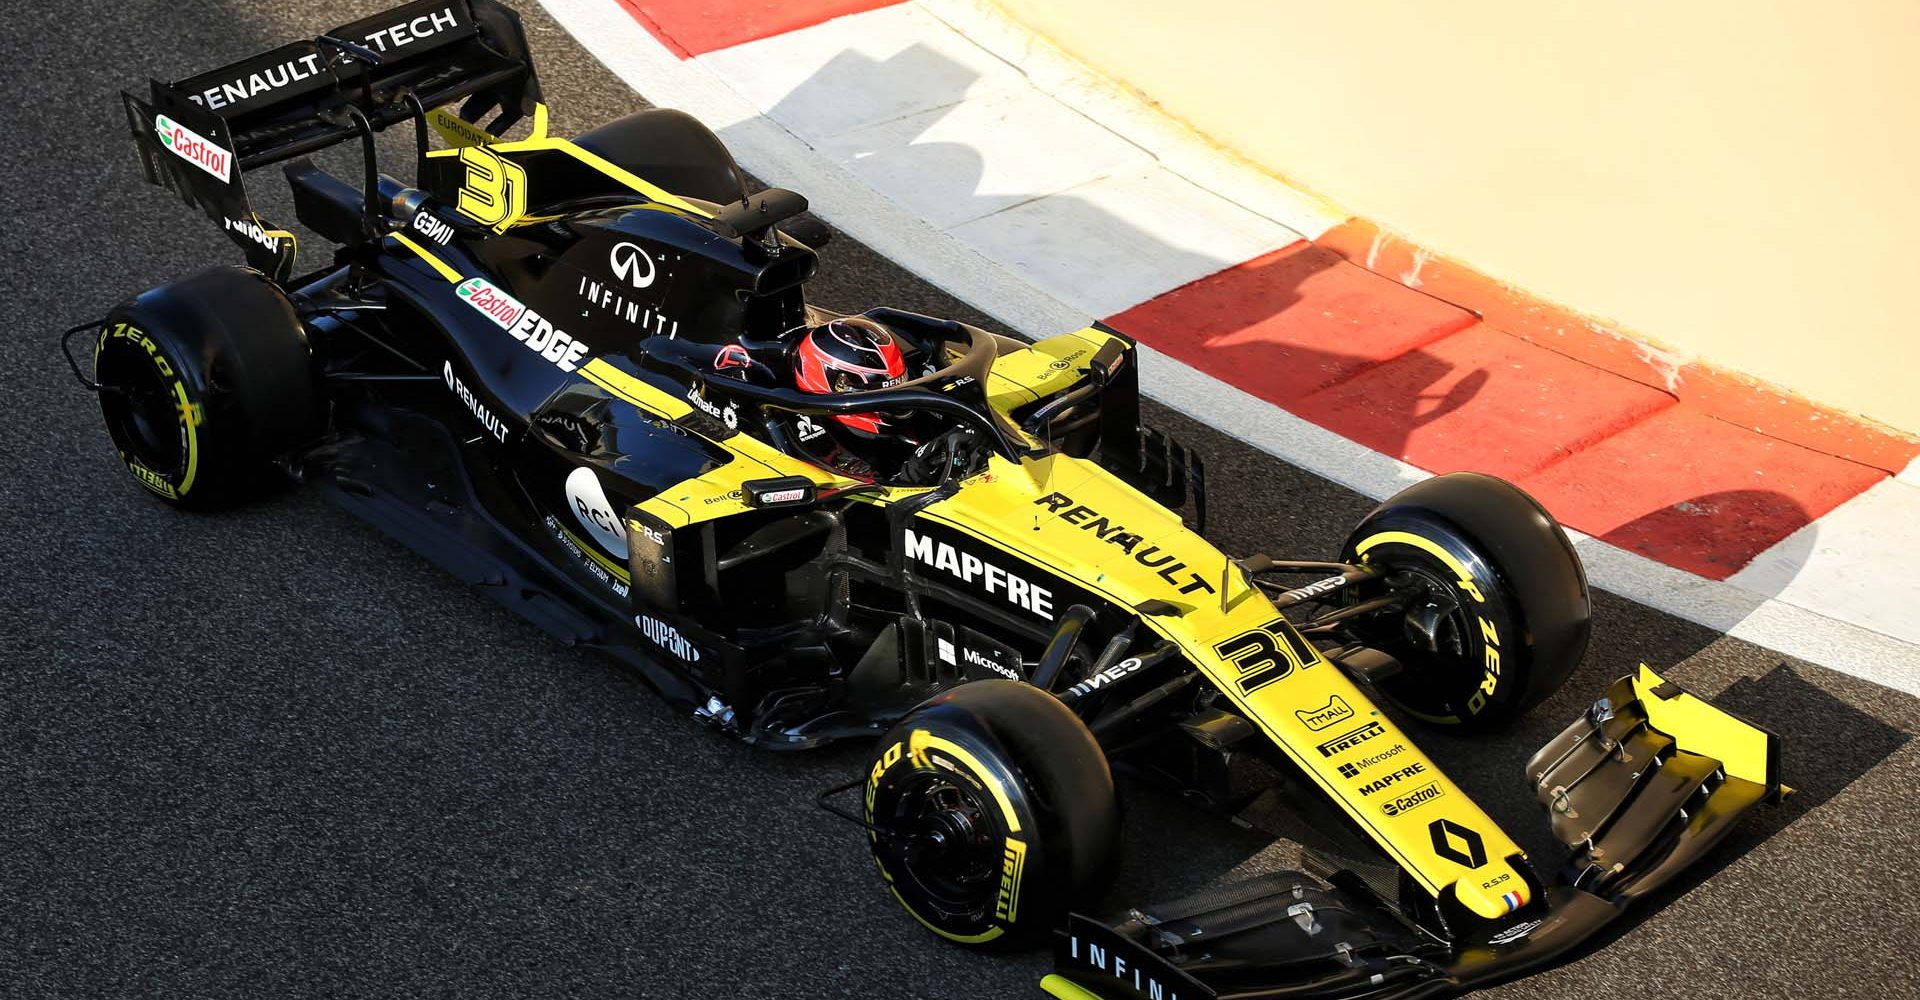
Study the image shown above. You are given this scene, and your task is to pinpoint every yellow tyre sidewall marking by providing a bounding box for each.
[100,323,199,499]
[1354,529,1509,717]
[866,728,1027,945]
[1355,530,1485,603]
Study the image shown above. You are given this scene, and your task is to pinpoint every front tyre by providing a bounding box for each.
[1340,473,1590,729]
[864,681,1117,946]
[95,267,319,509]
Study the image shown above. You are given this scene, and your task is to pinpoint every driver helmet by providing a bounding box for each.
[792,317,908,436]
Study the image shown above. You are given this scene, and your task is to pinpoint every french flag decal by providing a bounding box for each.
[1502,890,1525,912]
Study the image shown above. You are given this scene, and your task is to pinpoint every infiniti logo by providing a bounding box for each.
[609,241,657,288]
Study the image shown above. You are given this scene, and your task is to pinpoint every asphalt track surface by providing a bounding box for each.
[3,2,1917,997]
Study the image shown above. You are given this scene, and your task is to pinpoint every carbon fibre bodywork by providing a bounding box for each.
[84,4,1787,997]
[1043,668,1785,999]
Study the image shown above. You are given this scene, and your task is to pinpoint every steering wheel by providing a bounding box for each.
[901,423,993,485]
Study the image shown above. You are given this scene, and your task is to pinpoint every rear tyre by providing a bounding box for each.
[863,680,1117,946]
[1340,473,1590,729]
[95,266,319,510]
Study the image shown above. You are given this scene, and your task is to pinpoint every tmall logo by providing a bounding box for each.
[1296,695,1354,732]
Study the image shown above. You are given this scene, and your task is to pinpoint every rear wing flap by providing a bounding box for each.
[121,0,540,280]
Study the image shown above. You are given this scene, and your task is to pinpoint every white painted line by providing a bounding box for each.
[537,0,1920,697]
[705,2,1288,314]
[699,5,1023,140]
[537,0,1087,339]
[530,0,760,127]
[1897,455,1920,488]
[1578,535,1920,697]
[947,164,1300,317]
[1147,350,1920,697]
[812,87,1152,230]
[1729,479,1920,647]
[919,0,1349,241]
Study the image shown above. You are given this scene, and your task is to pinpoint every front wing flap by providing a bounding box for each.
[1044,666,1783,999]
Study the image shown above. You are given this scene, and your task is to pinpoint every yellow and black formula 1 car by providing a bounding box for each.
[65,2,1784,996]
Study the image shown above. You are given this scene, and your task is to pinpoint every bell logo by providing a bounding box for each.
[1429,818,1488,869]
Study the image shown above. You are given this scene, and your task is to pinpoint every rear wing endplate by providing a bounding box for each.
[120,0,540,281]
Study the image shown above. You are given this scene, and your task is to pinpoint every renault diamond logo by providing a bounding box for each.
[1428,818,1487,868]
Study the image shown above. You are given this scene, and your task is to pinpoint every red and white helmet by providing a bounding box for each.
[792,317,908,435]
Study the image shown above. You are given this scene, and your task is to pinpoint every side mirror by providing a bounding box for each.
[716,187,809,237]
[781,213,834,251]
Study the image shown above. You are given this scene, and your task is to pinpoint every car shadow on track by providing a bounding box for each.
[744,37,1494,463]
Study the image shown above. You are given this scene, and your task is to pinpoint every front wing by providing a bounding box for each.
[1043,666,1784,999]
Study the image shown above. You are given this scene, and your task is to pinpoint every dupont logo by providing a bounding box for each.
[1296,695,1355,732]
[635,614,700,662]
[1316,721,1385,757]
[153,114,231,182]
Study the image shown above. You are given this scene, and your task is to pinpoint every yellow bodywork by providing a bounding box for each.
[917,447,1529,916]
[401,107,1529,915]
[1631,663,1775,787]
[617,327,1530,916]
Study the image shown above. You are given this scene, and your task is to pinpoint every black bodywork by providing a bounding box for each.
[98,0,1193,750]
[75,6,1786,998]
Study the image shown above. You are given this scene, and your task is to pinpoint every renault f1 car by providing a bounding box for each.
[67,3,1785,997]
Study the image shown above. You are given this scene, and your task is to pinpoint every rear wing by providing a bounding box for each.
[121,0,540,281]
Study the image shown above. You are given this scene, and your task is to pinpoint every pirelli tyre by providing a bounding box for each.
[95,266,319,509]
[864,680,1117,946]
[1340,473,1590,730]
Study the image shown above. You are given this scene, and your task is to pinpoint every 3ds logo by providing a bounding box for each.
[1429,818,1487,869]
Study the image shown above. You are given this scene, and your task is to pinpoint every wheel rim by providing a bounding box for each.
[886,772,1003,918]
[102,351,184,475]
[1398,564,1468,661]
[1363,554,1487,719]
